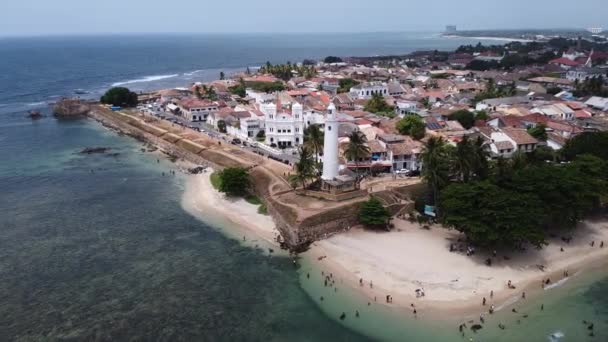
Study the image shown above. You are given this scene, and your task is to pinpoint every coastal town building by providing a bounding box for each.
[177,98,219,122]
[261,101,305,148]
[350,82,389,99]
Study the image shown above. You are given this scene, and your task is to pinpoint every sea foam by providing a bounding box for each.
[112,74,179,87]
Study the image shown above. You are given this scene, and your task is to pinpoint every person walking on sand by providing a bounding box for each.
[370,281,373,289]
[601,241,604,248]
[360,278,363,286]
[591,240,595,247]
[490,290,494,299]
[522,292,526,299]
[482,297,486,306]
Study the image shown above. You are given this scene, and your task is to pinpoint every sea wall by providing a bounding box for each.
[86,107,397,252]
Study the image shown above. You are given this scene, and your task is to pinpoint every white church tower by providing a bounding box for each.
[322,103,339,181]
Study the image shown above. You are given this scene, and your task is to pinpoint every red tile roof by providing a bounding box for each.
[548,57,583,67]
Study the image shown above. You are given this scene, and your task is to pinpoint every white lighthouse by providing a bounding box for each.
[322,103,339,181]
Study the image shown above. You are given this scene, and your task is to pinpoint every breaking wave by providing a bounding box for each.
[111,74,179,87]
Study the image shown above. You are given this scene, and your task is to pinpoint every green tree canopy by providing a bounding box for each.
[358,197,391,230]
[218,167,250,197]
[396,115,426,140]
[449,110,475,129]
[100,87,138,107]
[440,181,547,248]
[364,93,393,114]
[324,56,343,64]
[344,130,370,185]
[527,124,548,141]
[475,110,489,121]
[338,78,360,93]
[293,146,316,189]
[562,131,608,161]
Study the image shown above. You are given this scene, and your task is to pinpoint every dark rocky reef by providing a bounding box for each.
[53,98,91,117]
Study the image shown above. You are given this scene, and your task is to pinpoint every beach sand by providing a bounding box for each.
[305,218,608,317]
[181,169,281,249]
[179,168,608,318]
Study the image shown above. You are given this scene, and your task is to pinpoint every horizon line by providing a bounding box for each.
[0,27,589,39]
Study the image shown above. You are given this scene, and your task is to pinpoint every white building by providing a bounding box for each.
[322,103,339,180]
[531,103,575,121]
[262,101,305,148]
[395,101,418,116]
[177,98,219,122]
[350,82,389,99]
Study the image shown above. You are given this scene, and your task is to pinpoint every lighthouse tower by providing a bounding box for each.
[322,103,339,181]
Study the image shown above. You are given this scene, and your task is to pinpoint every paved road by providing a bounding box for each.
[139,106,299,165]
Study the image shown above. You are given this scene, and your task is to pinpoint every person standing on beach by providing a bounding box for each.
[482,297,486,306]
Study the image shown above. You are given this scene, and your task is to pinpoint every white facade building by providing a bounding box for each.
[262,102,305,148]
[350,82,389,99]
[395,101,419,116]
[322,103,339,181]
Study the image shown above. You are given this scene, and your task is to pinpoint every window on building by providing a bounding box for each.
[328,126,331,131]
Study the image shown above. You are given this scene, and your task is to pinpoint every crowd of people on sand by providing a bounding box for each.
[307,271,427,321]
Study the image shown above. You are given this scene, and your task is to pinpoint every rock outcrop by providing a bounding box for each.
[53,98,91,117]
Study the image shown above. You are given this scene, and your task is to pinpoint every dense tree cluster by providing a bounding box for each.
[217,167,251,197]
[323,56,343,64]
[259,61,317,81]
[449,110,475,129]
[396,115,426,140]
[364,93,394,115]
[229,78,285,96]
[338,78,360,93]
[419,133,608,249]
[100,87,138,107]
[573,76,608,97]
[562,132,608,161]
[358,197,391,230]
[473,79,516,104]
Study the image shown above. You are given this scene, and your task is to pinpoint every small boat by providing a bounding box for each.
[74,89,90,95]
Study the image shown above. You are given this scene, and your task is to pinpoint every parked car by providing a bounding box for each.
[395,169,411,175]
[231,138,242,145]
[407,170,421,177]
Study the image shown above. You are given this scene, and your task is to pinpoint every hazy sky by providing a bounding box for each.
[1,0,607,36]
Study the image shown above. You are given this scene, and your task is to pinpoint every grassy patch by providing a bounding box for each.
[257,203,268,215]
[245,195,269,215]
[210,171,222,190]
[245,195,262,205]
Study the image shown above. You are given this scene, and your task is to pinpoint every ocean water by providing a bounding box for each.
[1,33,608,341]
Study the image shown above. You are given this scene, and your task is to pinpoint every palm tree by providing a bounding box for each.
[420,136,450,205]
[304,124,324,161]
[453,136,474,183]
[472,136,490,180]
[344,130,370,187]
[294,146,315,189]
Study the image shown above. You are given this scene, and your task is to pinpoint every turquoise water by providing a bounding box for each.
[1,105,608,342]
[1,33,608,341]
[0,115,370,341]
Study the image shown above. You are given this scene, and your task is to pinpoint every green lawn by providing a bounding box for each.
[210,172,222,190]
[245,195,262,205]
[257,203,268,215]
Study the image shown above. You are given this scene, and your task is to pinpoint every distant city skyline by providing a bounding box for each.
[1,0,607,37]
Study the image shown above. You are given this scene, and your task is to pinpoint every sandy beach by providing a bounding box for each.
[178,165,608,318]
[181,169,281,248]
[305,218,608,317]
